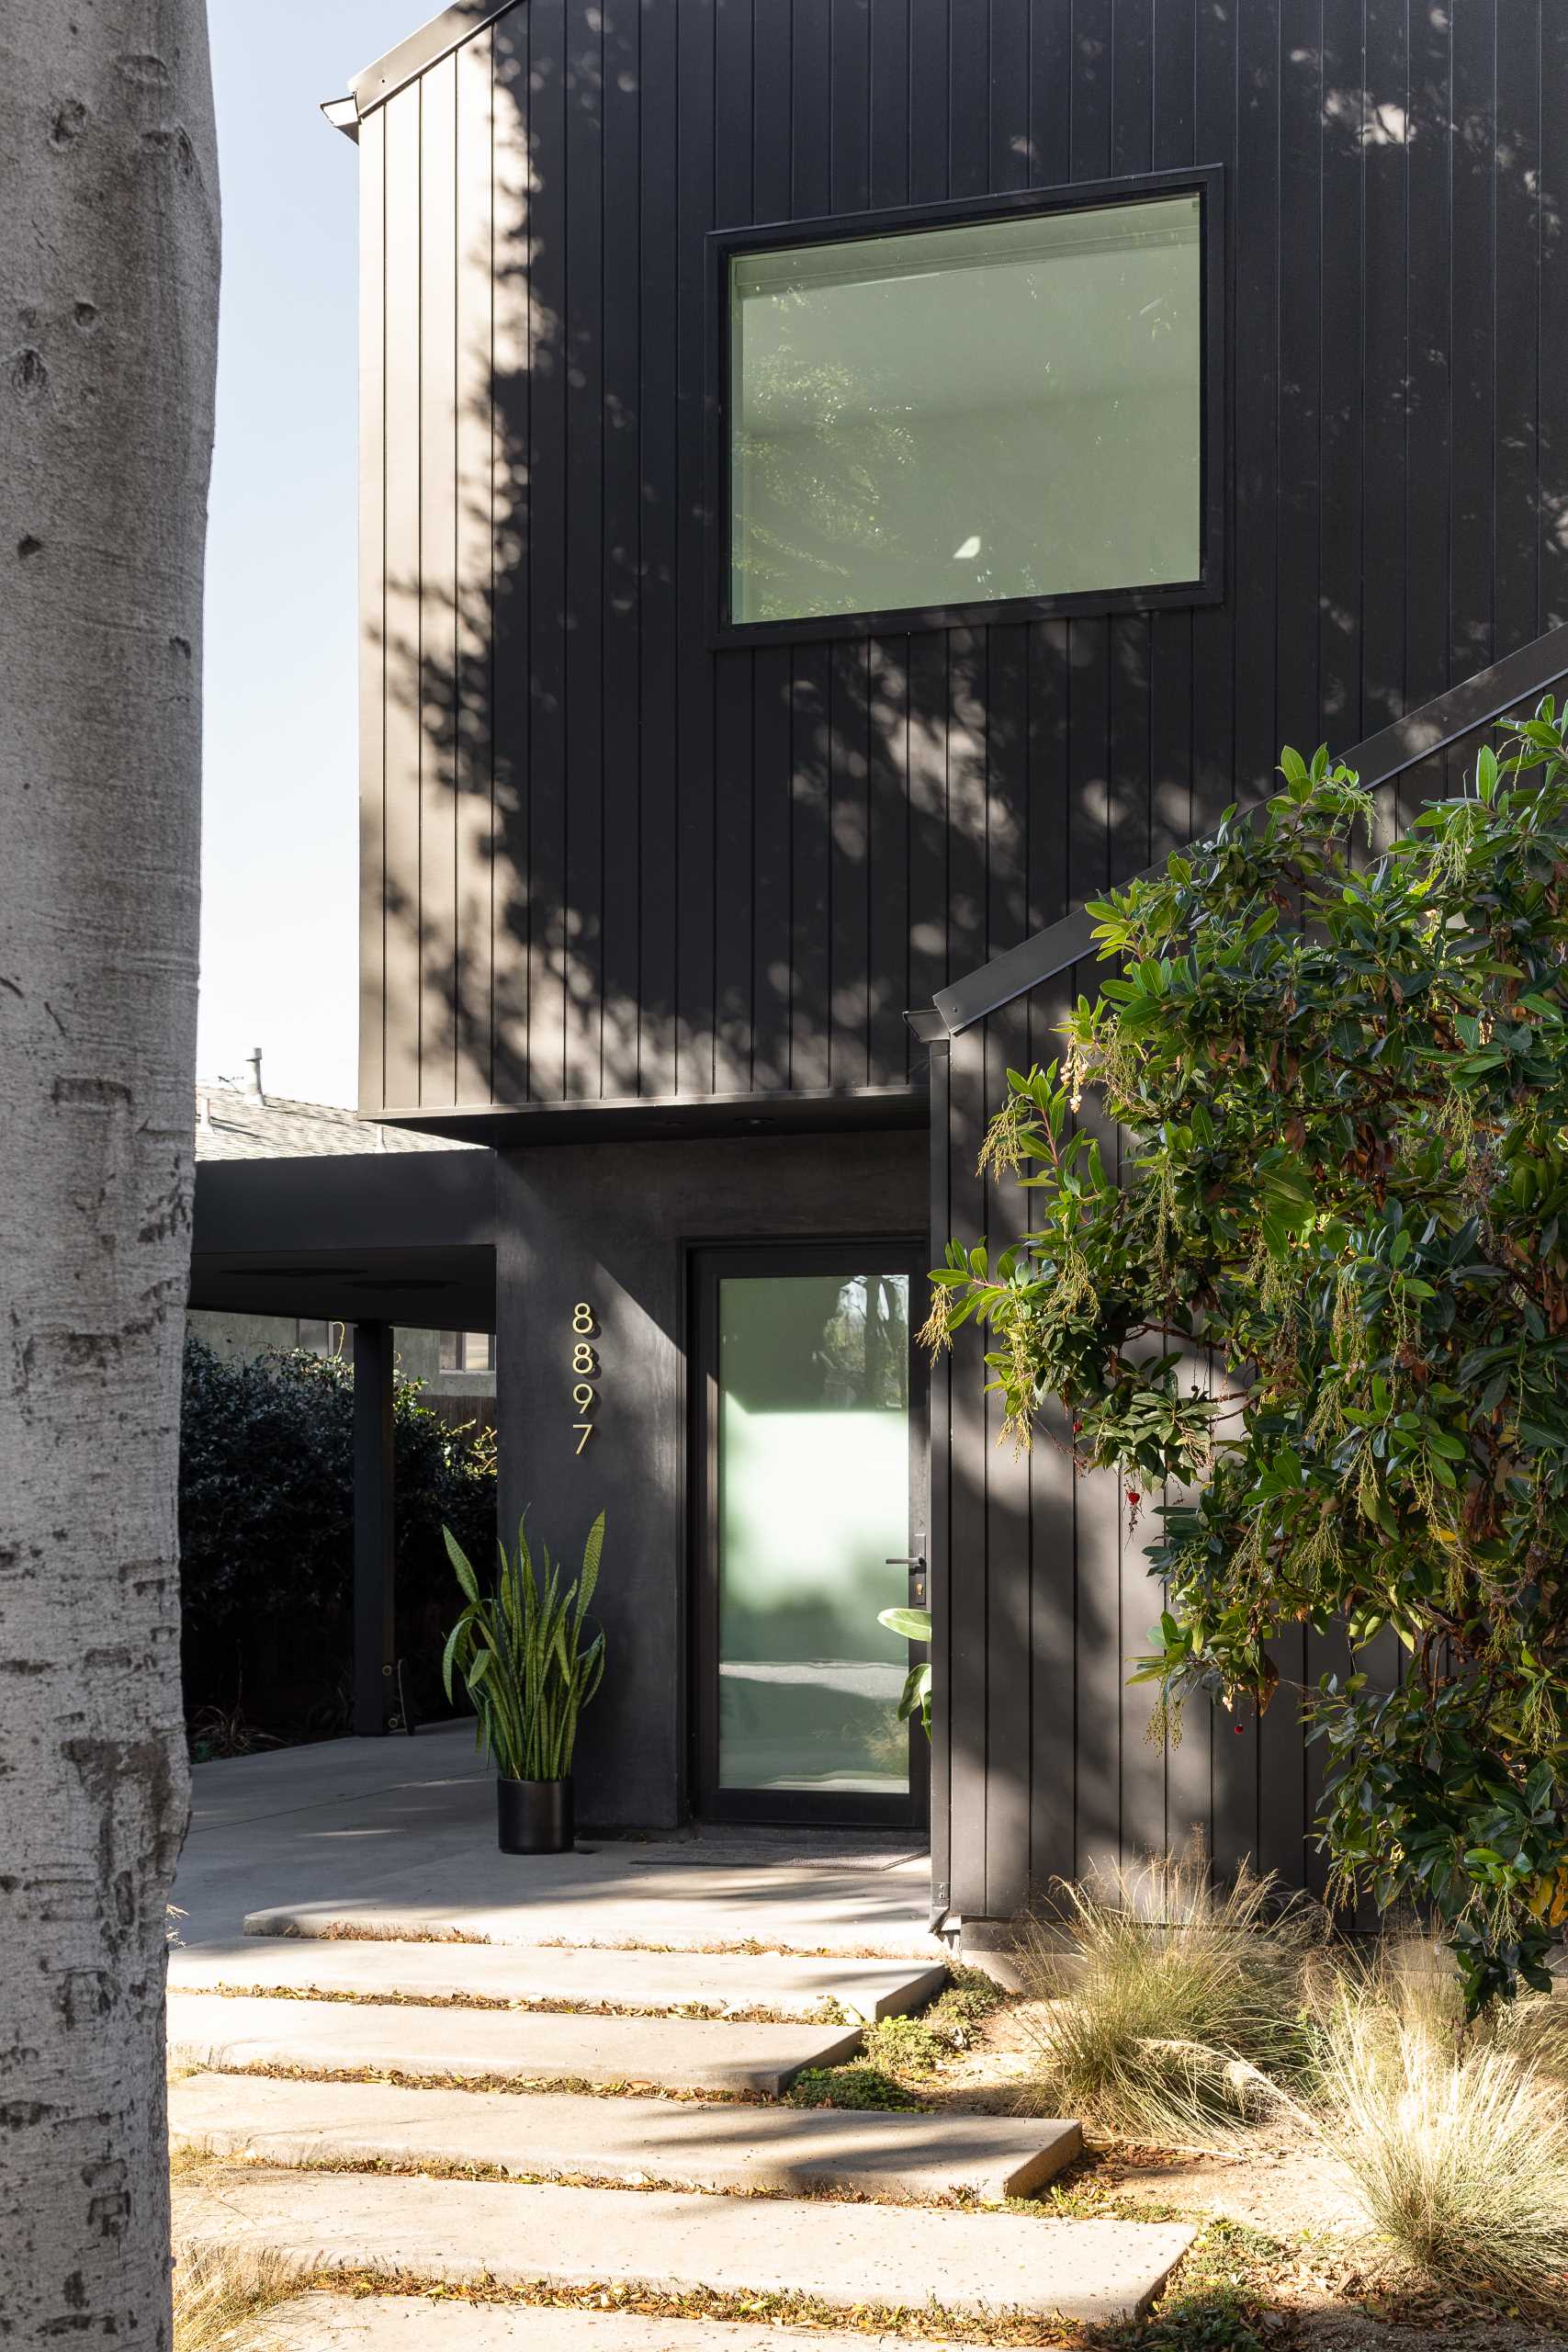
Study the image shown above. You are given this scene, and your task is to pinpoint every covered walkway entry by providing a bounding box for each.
[189,1145,497,1735]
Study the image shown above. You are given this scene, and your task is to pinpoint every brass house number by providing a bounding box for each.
[571,1302,598,1454]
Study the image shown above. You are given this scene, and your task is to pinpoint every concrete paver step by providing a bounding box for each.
[170,2070,1081,2201]
[239,1845,941,1957]
[171,1940,944,2023]
[166,1993,862,2097]
[247,2296,926,2351]
[179,2166,1195,2324]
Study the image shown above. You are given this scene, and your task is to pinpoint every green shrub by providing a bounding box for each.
[1015,1848,1323,2142]
[179,1338,495,1742]
[931,713,1568,2007]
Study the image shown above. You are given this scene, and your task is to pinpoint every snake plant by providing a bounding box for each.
[443,1511,606,1781]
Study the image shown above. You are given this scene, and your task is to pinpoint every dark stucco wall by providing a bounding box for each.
[494,1127,925,1830]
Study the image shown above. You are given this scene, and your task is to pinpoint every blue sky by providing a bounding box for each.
[199,2,423,1105]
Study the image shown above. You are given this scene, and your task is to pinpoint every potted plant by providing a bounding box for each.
[442,1510,605,1854]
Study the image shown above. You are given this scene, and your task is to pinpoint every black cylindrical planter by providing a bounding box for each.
[496,1776,574,1855]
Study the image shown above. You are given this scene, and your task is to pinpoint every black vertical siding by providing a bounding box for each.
[933,683,1568,1920]
[356,0,1568,1115]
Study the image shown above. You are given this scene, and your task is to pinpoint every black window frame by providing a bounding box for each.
[706,164,1226,650]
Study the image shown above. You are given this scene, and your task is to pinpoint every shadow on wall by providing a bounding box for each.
[370,1,1214,1117]
[367,6,1560,1121]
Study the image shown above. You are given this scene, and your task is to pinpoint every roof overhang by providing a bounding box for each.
[908,617,1568,1043]
[344,1,517,129]
[367,1085,928,1149]
[190,1149,496,1329]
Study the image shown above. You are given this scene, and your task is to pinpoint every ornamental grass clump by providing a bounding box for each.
[931,707,1568,2007]
[443,1511,605,1781]
[1309,1956,1568,2313]
[1015,1846,1324,2143]
[171,2245,299,2352]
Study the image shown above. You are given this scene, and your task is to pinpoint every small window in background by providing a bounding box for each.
[440,1331,496,1374]
[726,189,1206,629]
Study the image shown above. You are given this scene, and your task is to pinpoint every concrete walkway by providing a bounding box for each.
[172,1735,1194,2342]
[173,1727,939,1958]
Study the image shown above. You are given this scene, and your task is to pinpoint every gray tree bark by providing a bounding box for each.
[0,2,218,2339]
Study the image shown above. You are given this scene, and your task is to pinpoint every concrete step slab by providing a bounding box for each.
[178,2166,1195,2324]
[238,1845,940,1958]
[166,1993,862,2097]
[246,2295,922,2351]
[170,2071,1081,2201]
[171,1940,944,2024]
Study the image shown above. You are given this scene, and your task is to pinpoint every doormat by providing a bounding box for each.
[626,1843,929,1873]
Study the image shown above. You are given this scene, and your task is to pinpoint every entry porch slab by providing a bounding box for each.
[171,1728,939,1960]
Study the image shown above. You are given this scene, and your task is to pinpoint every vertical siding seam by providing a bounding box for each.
[1534,0,1543,635]
[1402,0,1411,722]
[1314,3,1324,736]
[1357,5,1367,742]
[747,1,759,1095]
[1444,2,1453,688]
[453,57,462,1102]
[709,0,719,1098]
[488,31,498,1100]
[417,77,425,1103]
[525,3,536,1098]
[1489,0,1498,664]
[381,117,390,1110]
[599,0,610,1096]
[562,9,572,1103]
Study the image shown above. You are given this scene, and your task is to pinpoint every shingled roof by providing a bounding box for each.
[194,1086,480,1164]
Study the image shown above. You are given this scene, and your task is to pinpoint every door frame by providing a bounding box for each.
[689,1237,931,1830]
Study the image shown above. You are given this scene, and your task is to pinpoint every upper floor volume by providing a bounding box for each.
[332,0,1568,1141]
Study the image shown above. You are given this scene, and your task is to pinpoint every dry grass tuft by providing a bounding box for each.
[1307,1947,1568,2315]
[172,2245,300,2352]
[1012,1845,1325,2143]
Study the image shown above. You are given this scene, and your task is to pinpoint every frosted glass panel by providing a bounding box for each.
[717,1272,911,1792]
[729,192,1203,625]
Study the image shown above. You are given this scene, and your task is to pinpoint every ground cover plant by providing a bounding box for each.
[179,1338,496,1743]
[930,712,1568,2007]
[1014,1848,1324,2143]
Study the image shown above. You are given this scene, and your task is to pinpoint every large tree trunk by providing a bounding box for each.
[0,3,218,2337]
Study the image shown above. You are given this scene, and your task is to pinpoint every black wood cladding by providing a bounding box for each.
[929,687,1560,1920]
[358,0,1568,1118]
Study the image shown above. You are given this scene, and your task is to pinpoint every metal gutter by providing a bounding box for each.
[346,1,520,120]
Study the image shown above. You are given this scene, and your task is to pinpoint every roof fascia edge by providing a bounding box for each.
[349,0,519,118]
[920,619,1568,1040]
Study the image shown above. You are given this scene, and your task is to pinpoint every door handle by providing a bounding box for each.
[886,1553,928,1610]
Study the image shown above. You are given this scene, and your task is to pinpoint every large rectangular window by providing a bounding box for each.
[719,179,1216,637]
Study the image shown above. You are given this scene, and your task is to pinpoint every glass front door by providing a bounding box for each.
[694,1245,927,1826]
